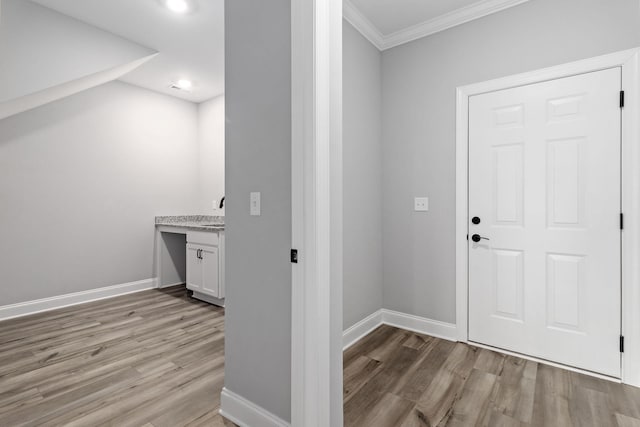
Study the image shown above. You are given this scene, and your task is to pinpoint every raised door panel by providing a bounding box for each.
[186,243,202,291]
[546,137,586,228]
[201,246,219,298]
[492,249,524,322]
[493,144,524,226]
[546,253,585,333]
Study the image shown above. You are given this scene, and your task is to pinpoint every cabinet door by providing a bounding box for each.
[201,246,219,297]
[186,243,202,291]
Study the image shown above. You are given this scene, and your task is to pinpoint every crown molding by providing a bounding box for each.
[344,0,530,51]
[381,0,530,50]
[343,0,384,50]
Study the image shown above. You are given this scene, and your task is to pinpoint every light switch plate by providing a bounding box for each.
[250,192,261,216]
[414,197,429,212]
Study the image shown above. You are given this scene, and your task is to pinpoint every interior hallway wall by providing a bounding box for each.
[0,81,200,306]
[224,0,292,421]
[381,0,640,324]
[343,20,383,330]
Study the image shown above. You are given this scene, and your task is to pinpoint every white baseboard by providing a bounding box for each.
[343,309,458,350]
[158,281,186,289]
[0,278,158,321]
[343,310,384,350]
[381,309,458,342]
[219,387,290,427]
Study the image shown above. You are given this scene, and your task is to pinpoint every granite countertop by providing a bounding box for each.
[155,215,225,232]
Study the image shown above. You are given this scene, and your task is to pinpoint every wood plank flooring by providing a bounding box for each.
[0,286,235,427]
[4,289,640,426]
[344,324,640,427]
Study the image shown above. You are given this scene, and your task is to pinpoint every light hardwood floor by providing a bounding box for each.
[5,290,640,426]
[344,324,640,427]
[0,286,234,427]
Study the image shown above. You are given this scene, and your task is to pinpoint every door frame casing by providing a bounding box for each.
[455,48,640,386]
[291,0,344,425]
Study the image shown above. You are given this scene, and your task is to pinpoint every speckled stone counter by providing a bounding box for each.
[155,215,225,232]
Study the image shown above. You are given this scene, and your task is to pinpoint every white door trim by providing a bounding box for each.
[456,48,640,387]
[291,0,343,425]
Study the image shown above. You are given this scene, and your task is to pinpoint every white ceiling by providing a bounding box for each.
[31,0,224,103]
[350,0,482,36]
[345,0,530,50]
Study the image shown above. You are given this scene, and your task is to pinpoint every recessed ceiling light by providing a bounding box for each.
[166,0,189,13]
[171,79,193,91]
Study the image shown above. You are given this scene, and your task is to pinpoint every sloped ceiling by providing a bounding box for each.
[32,0,225,103]
[0,0,157,120]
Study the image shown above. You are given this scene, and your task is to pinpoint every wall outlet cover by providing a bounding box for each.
[414,197,429,212]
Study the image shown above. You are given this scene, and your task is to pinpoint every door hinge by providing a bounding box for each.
[620,90,625,108]
[290,249,298,264]
[621,213,624,230]
[620,335,625,353]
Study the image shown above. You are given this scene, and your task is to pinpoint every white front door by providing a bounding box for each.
[468,68,622,377]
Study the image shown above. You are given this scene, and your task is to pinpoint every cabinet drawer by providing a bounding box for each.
[187,231,218,246]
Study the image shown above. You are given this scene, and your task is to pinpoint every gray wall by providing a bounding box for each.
[0,81,200,305]
[224,0,291,421]
[159,233,188,287]
[343,20,383,329]
[197,95,225,215]
[381,0,640,324]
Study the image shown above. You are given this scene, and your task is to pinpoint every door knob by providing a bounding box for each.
[471,234,490,243]
[472,217,481,225]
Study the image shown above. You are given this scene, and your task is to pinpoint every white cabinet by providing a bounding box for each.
[187,243,220,297]
[186,231,225,305]
[186,244,205,292]
[201,245,220,296]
